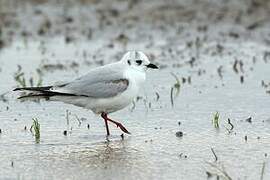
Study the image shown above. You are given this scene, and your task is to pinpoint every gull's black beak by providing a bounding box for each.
[146,63,158,69]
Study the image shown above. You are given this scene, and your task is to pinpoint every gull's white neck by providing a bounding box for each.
[124,64,146,88]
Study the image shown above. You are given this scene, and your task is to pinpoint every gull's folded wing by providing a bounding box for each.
[53,63,129,98]
[14,62,129,99]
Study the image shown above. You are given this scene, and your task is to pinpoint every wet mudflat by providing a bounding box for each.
[0,0,270,179]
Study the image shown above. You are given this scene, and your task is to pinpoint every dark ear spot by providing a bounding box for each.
[127,60,131,65]
[136,60,142,65]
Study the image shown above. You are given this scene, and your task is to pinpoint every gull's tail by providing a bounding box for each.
[13,86,78,100]
[13,86,53,100]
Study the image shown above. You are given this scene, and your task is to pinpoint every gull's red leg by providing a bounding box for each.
[101,113,130,134]
[101,112,110,136]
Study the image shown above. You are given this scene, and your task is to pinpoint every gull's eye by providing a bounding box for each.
[136,60,142,65]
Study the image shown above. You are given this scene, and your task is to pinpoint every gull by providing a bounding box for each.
[14,51,158,136]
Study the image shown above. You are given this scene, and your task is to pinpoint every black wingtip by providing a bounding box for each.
[13,88,21,91]
[17,93,52,100]
[13,86,53,92]
[13,87,30,91]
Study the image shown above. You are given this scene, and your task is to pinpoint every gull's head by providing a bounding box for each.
[121,51,158,72]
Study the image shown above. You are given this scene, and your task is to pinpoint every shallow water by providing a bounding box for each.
[1,0,270,180]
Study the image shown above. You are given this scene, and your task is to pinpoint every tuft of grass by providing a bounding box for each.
[170,73,181,107]
[14,65,43,88]
[260,162,266,180]
[36,68,43,87]
[14,73,26,88]
[206,161,232,180]
[75,115,82,127]
[31,118,40,143]
[211,148,218,161]
[66,109,70,126]
[0,91,8,103]
[225,118,234,133]
[213,112,220,128]
[130,100,136,112]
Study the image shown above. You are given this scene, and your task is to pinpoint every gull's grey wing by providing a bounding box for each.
[54,63,129,98]
[61,78,129,98]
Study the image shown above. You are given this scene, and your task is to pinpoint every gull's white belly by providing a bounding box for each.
[53,85,137,114]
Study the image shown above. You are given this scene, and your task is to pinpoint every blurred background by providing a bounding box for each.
[0,0,270,50]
